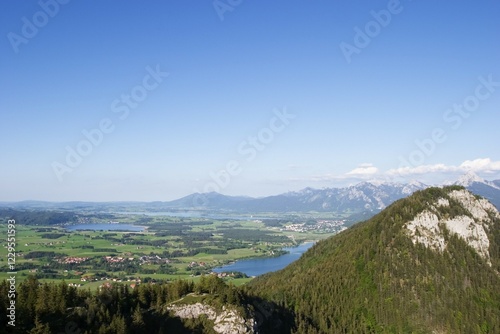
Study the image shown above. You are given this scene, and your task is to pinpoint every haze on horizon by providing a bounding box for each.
[1,1,499,202]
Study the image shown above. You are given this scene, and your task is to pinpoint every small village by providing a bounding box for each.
[283,219,347,233]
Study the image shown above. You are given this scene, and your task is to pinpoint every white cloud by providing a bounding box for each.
[289,158,500,188]
[387,164,454,176]
[346,163,379,177]
[387,158,500,176]
[460,158,500,173]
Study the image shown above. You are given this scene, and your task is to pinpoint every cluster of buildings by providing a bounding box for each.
[57,256,89,264]
[103,256,134,263]
[81,275,142,284]
[139,255,170,264]
[213,272,237,278]
[283,220,347,233]
[98,278,142,289]
[188,261,206,268]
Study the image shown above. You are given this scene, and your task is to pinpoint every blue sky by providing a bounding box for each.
[1,0,500,201]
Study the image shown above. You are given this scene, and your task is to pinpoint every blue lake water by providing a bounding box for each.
[66,223,145,232]
[213,242,315,277]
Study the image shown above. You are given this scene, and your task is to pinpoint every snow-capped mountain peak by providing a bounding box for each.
[455,171,500,190]
[407,180,427,188]
[456,171,486,187]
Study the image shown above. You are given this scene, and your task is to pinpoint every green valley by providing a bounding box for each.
[0,211,345,287]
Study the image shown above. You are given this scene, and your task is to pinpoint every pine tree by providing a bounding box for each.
[132,304,145,330]
[29,315,51,334]
[110,314,127,334]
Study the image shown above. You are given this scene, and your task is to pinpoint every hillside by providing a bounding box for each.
[248,186,500,333]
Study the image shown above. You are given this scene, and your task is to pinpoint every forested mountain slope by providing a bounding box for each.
[248,186,500,333]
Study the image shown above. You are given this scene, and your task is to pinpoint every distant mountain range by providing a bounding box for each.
[167,181,428,214]
[2,173,499,218]
[165,172,500,215]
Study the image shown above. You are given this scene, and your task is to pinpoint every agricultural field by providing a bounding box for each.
[0,212,345,288]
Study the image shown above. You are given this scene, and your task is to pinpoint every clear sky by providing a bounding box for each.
[1,0,500,201]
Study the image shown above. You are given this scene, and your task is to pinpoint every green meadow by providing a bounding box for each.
[0,213,341,288]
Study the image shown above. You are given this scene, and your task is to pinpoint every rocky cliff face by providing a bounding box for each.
[167,303,256,334]
[405,189,499,266]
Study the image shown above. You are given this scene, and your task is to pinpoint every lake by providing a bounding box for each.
[66,223,145,232]
[213,242,315,277]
